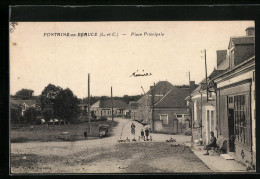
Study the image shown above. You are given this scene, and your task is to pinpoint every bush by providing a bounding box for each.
[10,104,22,124]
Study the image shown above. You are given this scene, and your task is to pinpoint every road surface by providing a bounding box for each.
[11,118,210,173]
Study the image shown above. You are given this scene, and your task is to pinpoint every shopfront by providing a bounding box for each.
[217,80,253,165]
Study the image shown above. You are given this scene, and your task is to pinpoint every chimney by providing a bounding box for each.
[245,27,255,36]
[216,50,227,67]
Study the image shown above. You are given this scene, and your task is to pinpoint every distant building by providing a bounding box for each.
[153,86,191,134]
[123,101,138,119]
[10,98,37,116]
[90,99,128,117]
[78,103,89,112]
[135,81,174,123]
[135,80,197,133]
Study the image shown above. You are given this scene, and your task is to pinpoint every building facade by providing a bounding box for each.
[90,99,127,117]
[190,27,255,167]
[153,86,191,134]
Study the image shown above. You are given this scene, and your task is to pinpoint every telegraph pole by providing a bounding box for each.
[188,71,193,141]
[88,73,91,134]
[152,83,155,132]
[204,49,208,102]
[111,86,114,122]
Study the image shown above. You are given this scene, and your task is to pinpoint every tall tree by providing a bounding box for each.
[54,88,80,124]
[37,84,62,119]
[15,89,34,100]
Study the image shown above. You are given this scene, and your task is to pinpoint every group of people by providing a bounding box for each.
[131,122,151,141]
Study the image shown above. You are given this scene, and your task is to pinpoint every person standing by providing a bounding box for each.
[145,128,149,141]
[131,122,136,135]
[141,129,144,140]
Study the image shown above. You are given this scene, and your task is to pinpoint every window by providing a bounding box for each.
[160,114,168,124]
[176,115,182,118]
[234,94,251,146]
[229,97,233,103]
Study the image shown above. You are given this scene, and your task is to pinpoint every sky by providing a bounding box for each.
[10,21,254,98]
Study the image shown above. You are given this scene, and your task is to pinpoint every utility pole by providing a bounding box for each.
[29,90,33,128]
[152,82,155,132]
[188,71,193,142]
[111,86,114,122]
[88,73,91,134]
[204,49,208,102]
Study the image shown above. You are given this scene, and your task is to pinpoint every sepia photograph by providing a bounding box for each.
[9,21,256,173]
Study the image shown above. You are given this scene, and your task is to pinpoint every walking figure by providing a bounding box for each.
[131,122,136,135]
[145,128,149,141]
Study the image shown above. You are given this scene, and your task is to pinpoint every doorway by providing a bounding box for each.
[228,109,235,152]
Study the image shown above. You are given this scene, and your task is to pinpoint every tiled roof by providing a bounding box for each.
[217,50,227,67]
[137,94,168,107]
[128,101,139,109]
[146,81,174,96]
[191,69,226,95]
[10,99,36,107]
[208,69,227,79]
[154,87,190,108]
[229,36,255,49]
[99,99,127,109]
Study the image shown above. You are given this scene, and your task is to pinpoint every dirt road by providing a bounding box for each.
[11,118,210,173]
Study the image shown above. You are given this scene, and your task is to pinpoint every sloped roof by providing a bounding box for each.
[78,103,88,107]
[155,87,190,108]
[208,69,226,79]
[229,36,255,49]
[217,50,227,67]
[146,81,174,96]
[137,93,170,107]
[127,101,139,109]
[10,99,36,107]
[99,99,127,109]
[191,69,226,96]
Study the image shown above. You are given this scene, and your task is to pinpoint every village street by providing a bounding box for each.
[11,117,212,173]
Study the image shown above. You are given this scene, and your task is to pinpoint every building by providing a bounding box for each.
[123,101,138,119]
[190,27,255,167]
[78,103,89,112]
[190,69,226,144]
[153,86,191,134]
[10,98,37,116]
[90,99,128,117]
[135,80,197,133]
[135,81,174,123]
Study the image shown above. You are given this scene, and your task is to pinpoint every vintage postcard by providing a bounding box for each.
[9,21,255,173]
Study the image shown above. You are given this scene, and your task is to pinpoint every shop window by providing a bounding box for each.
[234,94,251,146]
[228,96,233,103]
[160,114,168,124]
